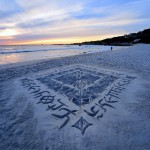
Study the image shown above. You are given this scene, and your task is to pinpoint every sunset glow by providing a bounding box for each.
[0,0,150,45]
[0,29,19,37]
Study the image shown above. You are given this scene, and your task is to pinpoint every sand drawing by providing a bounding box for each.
[20,65,135,135]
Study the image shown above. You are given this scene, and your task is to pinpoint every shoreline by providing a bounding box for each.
[0,45,129,70]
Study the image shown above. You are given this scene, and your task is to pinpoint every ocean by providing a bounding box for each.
[0,45,114,65]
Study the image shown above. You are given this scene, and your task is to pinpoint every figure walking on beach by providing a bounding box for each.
[111,46,113,51]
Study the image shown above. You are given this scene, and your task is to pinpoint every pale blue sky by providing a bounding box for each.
[0,0,150,44]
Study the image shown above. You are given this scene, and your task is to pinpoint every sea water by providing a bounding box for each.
[0,45,115,65]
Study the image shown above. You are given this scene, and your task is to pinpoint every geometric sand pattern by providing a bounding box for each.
[37,65,118,107]
[21,65,135,135]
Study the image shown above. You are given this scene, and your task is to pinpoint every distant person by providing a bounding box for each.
[111,46,113,51]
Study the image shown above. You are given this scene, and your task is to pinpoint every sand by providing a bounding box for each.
[0,44,150,150]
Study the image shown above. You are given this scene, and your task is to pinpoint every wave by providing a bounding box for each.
[0,45,90,55]
[0,48,60,54]
[0,45,112,55]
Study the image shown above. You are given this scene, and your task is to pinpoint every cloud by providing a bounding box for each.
[0,0,23,19]
[0,0,150,44]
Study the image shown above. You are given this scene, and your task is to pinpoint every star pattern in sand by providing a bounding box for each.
[37,65,118,107]
[72,117,93,135]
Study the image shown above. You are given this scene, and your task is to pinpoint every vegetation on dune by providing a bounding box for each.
[72,28,150,46]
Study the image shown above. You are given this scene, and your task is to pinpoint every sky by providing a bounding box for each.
[0,0,150,45]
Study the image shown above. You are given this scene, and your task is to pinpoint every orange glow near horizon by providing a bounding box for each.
[1,34,121,45]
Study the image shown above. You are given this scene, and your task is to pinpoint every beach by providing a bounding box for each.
[0,44,150,150]
[0,45,122,65]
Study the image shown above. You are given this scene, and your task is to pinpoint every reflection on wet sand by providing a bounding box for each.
[0,54,21,65]
[0,50,81,65]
